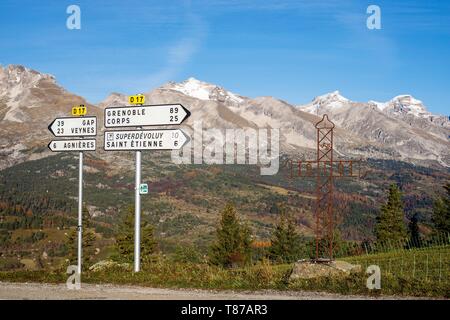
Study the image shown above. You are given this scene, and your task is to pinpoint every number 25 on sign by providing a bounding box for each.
[72,105,87,116]
[129,94,145,105]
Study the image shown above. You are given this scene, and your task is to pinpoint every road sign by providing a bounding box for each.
[104,104,190,128]
[104,129,189,151]
[72,105,87,116]
[48,116,97,137]
[128,94,145,105]
[48,139,96,152]
[139,183,148,195]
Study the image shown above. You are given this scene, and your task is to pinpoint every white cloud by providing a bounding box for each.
[140,12,207,89]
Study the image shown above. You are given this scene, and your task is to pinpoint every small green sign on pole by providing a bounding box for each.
[139,183,148,195]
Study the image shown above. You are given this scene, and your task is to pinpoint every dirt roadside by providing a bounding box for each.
[0,281,429,300]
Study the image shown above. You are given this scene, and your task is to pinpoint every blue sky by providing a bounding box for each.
[0,0,449,114]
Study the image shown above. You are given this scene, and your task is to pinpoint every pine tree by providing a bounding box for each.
[141,223,158,264]
[115,210,134,262]
[209,203,252,268]
[65,207,96,268]
[269,209,302,263]
[432,183,450,234]
[375,184,407,244]
[115,206,158,264]
[408,213,421,248]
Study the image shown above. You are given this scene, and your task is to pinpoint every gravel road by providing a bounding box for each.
[0,282,426,300]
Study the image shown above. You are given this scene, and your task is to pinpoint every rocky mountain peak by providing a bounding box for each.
[0,65,55,98]
[98,92,127,108]
[389,94,428,115]
[161,77,245,106]
[0,64,54,85]
[311,91,349,106]
[369,94,430,117]
[299,91,350,114]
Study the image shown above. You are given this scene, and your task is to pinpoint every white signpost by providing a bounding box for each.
[104,102,190,273]
[48,116,97,137]
[104,129,189,151]
[48,113,97,279]
[104,104,190,127]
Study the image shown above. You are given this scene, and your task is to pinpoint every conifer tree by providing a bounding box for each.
[269,208,302,263]
[375,184,407,244]
[209,203,252,268]
[432,183,450,234]
[65,207,96,267]
[115,206,157,263]
[408,213,421,248]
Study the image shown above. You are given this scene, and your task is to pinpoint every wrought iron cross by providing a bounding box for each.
[286,114,361,261]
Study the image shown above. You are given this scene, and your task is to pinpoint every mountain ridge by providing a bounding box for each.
[0,65,449,170]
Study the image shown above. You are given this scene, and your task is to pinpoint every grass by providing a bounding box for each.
[0,259,292,291]
[342,245,450,283]
[0,252,448,298]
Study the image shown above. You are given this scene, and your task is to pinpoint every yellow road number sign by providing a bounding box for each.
[128,94,145,105]
[72,105,87,116]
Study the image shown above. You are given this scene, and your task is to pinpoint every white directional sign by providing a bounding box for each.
[104,129,189,151]
[48,116,97,137]
[104,104,190,128]
[48,139,96,152]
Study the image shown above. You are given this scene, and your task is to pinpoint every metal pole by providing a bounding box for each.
[77,151,83,275]
[134,150,141,272]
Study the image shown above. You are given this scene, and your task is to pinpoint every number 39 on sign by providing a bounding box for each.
[128,94,145,105]
[72,105,87,116]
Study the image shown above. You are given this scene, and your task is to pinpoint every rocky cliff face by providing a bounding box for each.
[0,65,102,169]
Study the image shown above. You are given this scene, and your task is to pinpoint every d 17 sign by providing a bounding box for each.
[104,129,189,151]
[48,139,96,152]
[104,104,190,128]
[72,105,87,116]
[48,116,97,137]
[128,94,145,105]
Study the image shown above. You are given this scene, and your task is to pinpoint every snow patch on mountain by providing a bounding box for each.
[162,77,245,106]
[368,100,389,111]
[369,95,431,116]
[300,91,350,114]
[170,77,211,100]
[388,95,430,117]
